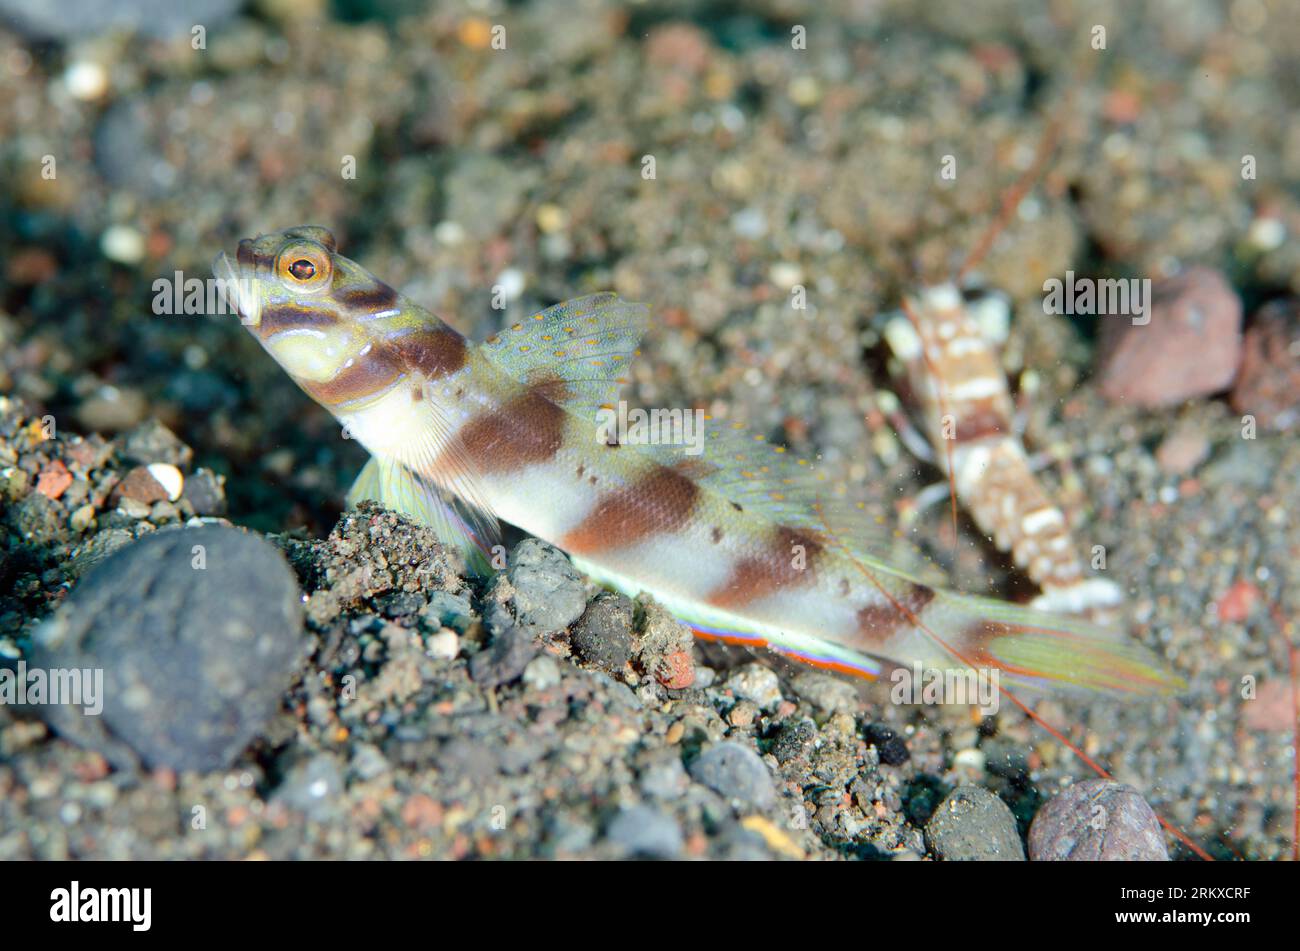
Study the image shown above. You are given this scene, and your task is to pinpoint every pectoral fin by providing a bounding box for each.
[347,456,500,576]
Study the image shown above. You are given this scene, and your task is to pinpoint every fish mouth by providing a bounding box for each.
[212,247,261,328]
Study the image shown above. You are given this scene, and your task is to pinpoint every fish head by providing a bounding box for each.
[213,225,390,394]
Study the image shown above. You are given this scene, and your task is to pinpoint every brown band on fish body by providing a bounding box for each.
[301,343,405,407]
[258,303,340,339]
[525,371,574,406]
[706,524,824,610]
[337,282,400,314]
[958,619,1023,674]
[236,240,274,272]
[853,582,935,647]
[451,383,568,475]
[391,326,468,380]
[561,464,700,555]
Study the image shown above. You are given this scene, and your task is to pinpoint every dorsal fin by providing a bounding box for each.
[480,293,648,419]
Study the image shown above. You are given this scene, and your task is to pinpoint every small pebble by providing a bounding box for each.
[953,748,987,773]
[638,754,690,800]
[1155,425,1210,475]
[790,671,857,714]
[180,468,226,516]
[725,663,782,710]
[688,741,776,811]
[605,805,684,859]
[121,421,193,468]
[63,60,109,100]
[727,700,757,728]
[272,754,344,821]
[656,648,694,689]
[488,538,586,634]
[145,463,184,502]
[100,225,146,265]
[570,591,634,672]
[425,629,460,660]
[115,466,169,505]
[35,461,73,500]
[864,723,910,765]
[522,654,562,691]
[925,786,1025,861]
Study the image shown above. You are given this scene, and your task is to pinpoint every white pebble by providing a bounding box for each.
[425,629,459,660]
[1247,216,1285,252]
[953,747,987,772]
[64,61,108,101]
[495,268,526,301]
[769,262,804,291]
[522,655,562,691]
[100,225,146,265]
[146,463,184,502]
[434,221,466,246]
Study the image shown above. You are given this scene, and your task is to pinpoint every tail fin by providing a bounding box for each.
[924,589,1186,697]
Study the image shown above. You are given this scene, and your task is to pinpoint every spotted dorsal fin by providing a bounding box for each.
[479,293,648,419]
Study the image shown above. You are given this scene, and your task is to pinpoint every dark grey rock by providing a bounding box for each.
[487,538,587,634]
[180,468,226,516]
[420,590,474,633]
[864,722,910,766]
[468,624,538,687]
[29,525,305,772]
[926,785,1025,861]
[377,590,425,618]
[0,0,241,40]
[1028,779,1170,861]
[606,805,684,859]
[120,420,192,468]
[571,591,634,672]
[688,741,776,811]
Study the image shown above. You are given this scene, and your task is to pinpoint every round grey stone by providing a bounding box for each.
[689,741,776,811]
[30,525,305,772]
[926,785,1026,861]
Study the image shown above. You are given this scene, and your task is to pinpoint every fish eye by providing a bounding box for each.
[276,243,331,290]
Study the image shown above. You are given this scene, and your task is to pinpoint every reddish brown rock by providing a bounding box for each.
[1029,779,1169,861]
[1097,267,1242,408]
[656,648,695,689]
[1230,299,1300,432]
[113,466,169,506]
[35,459,73,500]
